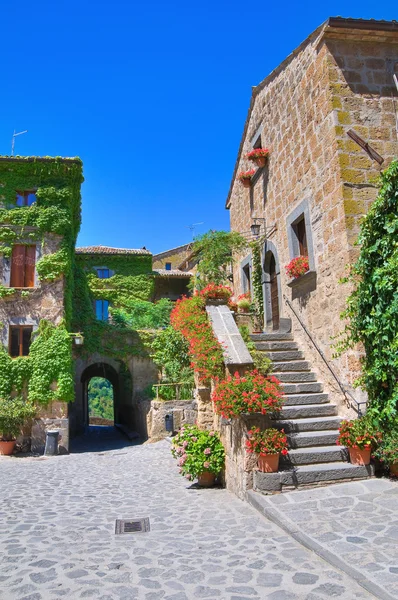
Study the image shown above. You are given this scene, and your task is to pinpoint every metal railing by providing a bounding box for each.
[283,294,366,416]
[152,382,194,401]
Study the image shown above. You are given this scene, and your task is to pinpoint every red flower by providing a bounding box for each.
[285,256,309,279]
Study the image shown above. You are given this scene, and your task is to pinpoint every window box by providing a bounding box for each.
[287,269,317,288]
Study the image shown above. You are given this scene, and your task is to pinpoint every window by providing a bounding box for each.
[242,264,251,293]
[9,326,33,357]
[10,245,36,288]
[96,268,110,279]
[95,300,109,321]
[16,191,36,207]
[165,262,172,271]
[293,216,308,257]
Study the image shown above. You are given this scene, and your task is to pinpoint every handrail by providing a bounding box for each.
[283,294,366,417]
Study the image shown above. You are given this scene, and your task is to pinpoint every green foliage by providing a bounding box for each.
[171,425,225,479]
[337,416,382,450]
[111,298,173,329]
[150,326,192,381]
[336,161,398,422]
[190,230,247,290]
[36,247,69,282]
[88,377,114,421]
[0,397,36,440]
[0,285,16,299]
[249,240,264,325]
[374,422,398,465]
[239,326,271,375]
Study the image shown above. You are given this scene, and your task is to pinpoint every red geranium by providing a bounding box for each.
[246,148,270,160]
[237,169,255,181]
[246,426,288,455]
[199,284,232,301]
[285,256,309,279]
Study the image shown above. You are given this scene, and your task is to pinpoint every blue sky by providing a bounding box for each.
[1,1,396,254]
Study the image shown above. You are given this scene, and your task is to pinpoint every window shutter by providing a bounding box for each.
[24,246,36,287]
[10,245,26,287]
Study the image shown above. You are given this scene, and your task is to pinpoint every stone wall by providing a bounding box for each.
[228,22,398,413]
[141,399,197,442]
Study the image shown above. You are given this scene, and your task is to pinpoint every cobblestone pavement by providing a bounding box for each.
[249,478,398,600]
[0,431,385,600]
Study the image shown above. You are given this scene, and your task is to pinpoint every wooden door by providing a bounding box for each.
[270,255,280,330]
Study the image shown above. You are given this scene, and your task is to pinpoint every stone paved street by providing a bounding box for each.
[0,432,392,600]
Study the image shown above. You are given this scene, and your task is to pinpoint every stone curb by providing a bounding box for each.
[247,489,395,600]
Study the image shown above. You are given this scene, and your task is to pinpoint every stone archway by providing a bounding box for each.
[81,362,119,427]
[262,241,283,331]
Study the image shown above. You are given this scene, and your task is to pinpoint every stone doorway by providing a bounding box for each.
[263,241,282,331]
[81,363,120,428]
[87,376,114,426]
[269,255,280,330]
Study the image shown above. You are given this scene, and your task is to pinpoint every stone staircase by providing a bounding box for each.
[250,332,374,493]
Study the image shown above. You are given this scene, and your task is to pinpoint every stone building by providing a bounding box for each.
[227,17,398,415]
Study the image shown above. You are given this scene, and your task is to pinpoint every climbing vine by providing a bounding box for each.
[249,240,264,326]
[336,160,398,423]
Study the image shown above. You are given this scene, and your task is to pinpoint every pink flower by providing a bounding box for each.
[204,448,211,455]
[185,474,192,480]
[209,431,215,437]
[183,440,189,448]
[192,437,197,442]
[203,461,210,469]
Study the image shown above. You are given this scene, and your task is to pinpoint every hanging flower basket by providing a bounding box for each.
[237,169,255,188]
[246,148,270,167]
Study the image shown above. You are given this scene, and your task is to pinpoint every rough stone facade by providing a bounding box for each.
[227,18,398,414]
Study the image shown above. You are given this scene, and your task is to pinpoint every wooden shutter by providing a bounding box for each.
[10,245,26,287]
[296,219,308,257]
[24,246,36,287]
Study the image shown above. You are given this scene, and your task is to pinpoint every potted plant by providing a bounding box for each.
[199,284,233,303]
[245,148,270,168]
[237,292,251,313]
[285,256,309,279]
[212,370,284,419]
[171,424,225,487]
[237,169,256,188]
[337,416,382,466]
[246,426,288,472]
[373,428,398,476]
[0,397,36,455]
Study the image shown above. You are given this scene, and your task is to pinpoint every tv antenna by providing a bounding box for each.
[186,222,204,239]
[11,129,28,156]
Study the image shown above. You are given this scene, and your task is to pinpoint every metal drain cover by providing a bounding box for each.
[115,518,150,534]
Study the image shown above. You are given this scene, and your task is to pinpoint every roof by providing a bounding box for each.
[225,16,398,209]
[76,245,152,256]
[153,242,192,259]
[153,269,193,278]
[0,156,82,164]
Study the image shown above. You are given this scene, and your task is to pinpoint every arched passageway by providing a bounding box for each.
[87,376,114,426]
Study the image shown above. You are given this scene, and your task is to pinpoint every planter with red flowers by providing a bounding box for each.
[237,169,256,188]
[285,256,309,280]
[199,284,233,304]
[246,148,270,168]
[337,417,382,466]
[246,426,288,472]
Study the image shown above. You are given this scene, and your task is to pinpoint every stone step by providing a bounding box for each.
[276,372,318,383]
[253,462,375,493]
[275,415,342,433]
[277,403,338,420]
[272,361,311,372]
[266,351,305,361]
[250,333,293,341]
[283,393,329,406]
[281,382,323,394]
[282,445,348,466]
[287,429,339,448]
[254,341,299,351]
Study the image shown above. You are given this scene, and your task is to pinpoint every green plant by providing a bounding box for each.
[190,230,247,290]
[374,425,398,465]
[0,397,36,441]
[171,424,225,480]
[337,416,382,450]
[150,326,193,383]
[211,370,284,419]
[111,298,173,330]
[246,427,288,455]
[239,326,271,375]
[199,284,232,301]
[249,240,264,327]
[335,161,398,422]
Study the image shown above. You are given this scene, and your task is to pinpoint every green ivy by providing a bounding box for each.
[336,160,398,423]
[249,240,264,326]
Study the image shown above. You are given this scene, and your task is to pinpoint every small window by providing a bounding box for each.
[293,217,308,257]
[242,264,251,293]
[16,191,36,207]
[10,245,36,288]
[96,268,110,279]
[9,325,33,357]
[165,262,172,271]
[253,135,262,150]
[95,300,109,321]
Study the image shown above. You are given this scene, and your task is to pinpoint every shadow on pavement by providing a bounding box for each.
[70,425,142,454]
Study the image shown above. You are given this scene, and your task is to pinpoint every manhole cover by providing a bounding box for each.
[115,518,150,534]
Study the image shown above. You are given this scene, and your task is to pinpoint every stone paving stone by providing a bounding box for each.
[0,437,380,600]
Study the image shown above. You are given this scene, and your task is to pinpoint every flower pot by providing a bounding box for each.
[0,440,16,456]
[197,471,216,487]
[240,179,251,188]
[253,156,267,168]
[258,453,280,473]
[390,462,398,477]
[348,446,371,466]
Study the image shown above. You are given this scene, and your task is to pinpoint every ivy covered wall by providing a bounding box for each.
[0,156,83,405]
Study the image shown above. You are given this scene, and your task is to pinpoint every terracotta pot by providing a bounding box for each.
[390,462,398,477]
[348,446,371,466]
[253,156,267,167]
[0,440,16,456]
[240,178,252,188]
[197,471,216,487]
[258,453,280,473]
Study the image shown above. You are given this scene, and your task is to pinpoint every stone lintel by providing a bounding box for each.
[206,304,254,367]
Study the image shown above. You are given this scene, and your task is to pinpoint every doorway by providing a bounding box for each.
[88,377,114,426]
[269,254,280,330]
[263,243,282,331]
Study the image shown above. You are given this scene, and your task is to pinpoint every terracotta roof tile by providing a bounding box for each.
[153,269,192,277]
[76,245,152,256]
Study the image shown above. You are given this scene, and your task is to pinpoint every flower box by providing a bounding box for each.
[285,256,309,280]
[245,148,270,168]
[237,169,256,188]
